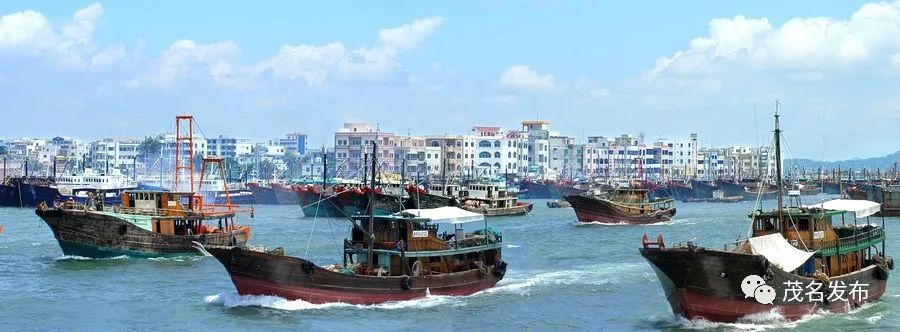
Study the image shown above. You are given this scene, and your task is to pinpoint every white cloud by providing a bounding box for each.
[139,39,240,88]
[377,16,444,51]
[0,3,104,68]
[251,43,346,86]
[252,16,444,85]
[650,1,900,80]
[499,65,557,92]
[91,44,126,69]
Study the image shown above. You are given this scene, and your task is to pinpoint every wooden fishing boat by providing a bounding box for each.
[294,184,344,218]
[205,142,506,304]
[459,183,533,217]
[246,182,278,204]
[690,179,718,199]
[35,189,252,258]
[271,183,300,205]
[666,180,694,202]
[405,183,462,209]
[564,187,675,224]
[640,111,892,323]
[33,116,253,258]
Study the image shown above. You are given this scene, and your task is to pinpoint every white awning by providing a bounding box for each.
[394,207,485,224]
[749,233,815,272]
[805,199,881,219]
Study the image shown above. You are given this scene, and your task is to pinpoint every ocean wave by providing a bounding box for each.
[574,220,673,226]
[482,262,643,296]
[673,308,826,331]
[148,255,205,262]
[205,289,461,311]
[55,255,129,261]
[505,244,521,248]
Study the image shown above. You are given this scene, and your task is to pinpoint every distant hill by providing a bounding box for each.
[786,151,900,171]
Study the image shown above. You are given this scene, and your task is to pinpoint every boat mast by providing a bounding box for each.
[367,140,377,269]
[774,100,784,228]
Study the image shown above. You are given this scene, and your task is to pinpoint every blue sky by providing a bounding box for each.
[1,1,896,160]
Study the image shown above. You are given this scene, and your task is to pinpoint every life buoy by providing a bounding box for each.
[411,261,422,277]
[400,275,413,290]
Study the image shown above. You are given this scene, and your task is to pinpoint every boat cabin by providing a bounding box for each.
[428,184,463,197]
[343,207,502,277]
[117,190,239,237]
[747,199,885,277]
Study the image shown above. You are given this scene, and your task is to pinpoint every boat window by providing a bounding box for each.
[797,218,809,231]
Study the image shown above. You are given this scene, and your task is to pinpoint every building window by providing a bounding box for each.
[430,140,439,147]
[479,140,491,148]
[494,141,501,147]
[494,152,501,158]
[478,152,491,158]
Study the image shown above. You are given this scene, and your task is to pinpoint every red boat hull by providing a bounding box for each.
[229,274,500,304]
[672,284,886,322]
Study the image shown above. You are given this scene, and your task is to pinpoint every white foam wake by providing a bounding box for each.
[481,262,643,296]
[205,289,462,311]
[674,308,827,331]
[55,255,129,261]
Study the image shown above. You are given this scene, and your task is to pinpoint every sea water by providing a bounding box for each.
[1,195,899,331]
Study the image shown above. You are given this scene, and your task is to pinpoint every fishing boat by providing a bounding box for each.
[667,180,695,202]
[205,142,507,304]
[459,183,533,217]
[295,184,344,218]
[35,188,252,258]
[639,110,892,322]
[271,183,300,205]
[55,168,138,205]
[405,183,463,209]
[246,182,278,204]
[846,183,900,217]
[33,116,254,258]
[564,186,676,224]
[690,179,718,199]
[715,178,747,198]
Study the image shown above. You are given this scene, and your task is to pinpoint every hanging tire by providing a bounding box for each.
[876,265,889,280]
[401,275,413,290]
[493,261,507,277]
[117,225,127,236]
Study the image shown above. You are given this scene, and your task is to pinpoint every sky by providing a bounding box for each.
[0,0,897,161]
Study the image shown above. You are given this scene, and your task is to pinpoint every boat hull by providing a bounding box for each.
[208,246,504,305]
[405,190,458,209]
[246,183,278,204]
[296,186,344,218]
[667,183,695,202]
[640,247,888,323]
[35,208,250,258]
[272,184,300,205]
[564,195,675,224]
[690,180,717,199]
[462,202,533,217]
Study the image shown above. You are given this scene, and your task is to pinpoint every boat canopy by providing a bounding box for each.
[394,207,485,224]
[748,233,815,272]
[804,199,881,219]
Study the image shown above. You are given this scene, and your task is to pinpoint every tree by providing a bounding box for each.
[0,145,7,155]
[282,150,298,180]
[137,136,163,163]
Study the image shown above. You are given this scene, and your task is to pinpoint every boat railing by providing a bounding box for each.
[813,228,885,256]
